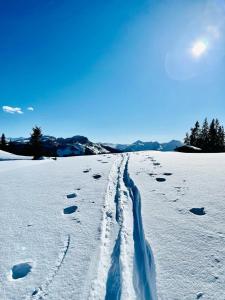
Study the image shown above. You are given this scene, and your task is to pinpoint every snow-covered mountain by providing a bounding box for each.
[160,140,183,151]
[104,139,183,152]
[102,143,130,151]
[7,135,113,157]
[7,136,182,157]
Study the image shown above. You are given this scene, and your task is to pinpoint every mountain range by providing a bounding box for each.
[103,139,182,152]
[6,136,182,157]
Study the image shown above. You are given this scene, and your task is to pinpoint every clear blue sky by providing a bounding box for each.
[1,0,225,143]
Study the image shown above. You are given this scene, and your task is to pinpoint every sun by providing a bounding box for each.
[191,40,208,58]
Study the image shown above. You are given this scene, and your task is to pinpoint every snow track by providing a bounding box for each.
[124,159,157,300]
[89,154,157,300]
[27,234,71,300]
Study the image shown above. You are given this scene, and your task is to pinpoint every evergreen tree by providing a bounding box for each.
[30,126,43,159]
[208,119,217,152]
[189,121,201,147]
[184,132,190,145]
[0,133,6,149]
[184,118,225,152]
[217,125,225,152]
[200,118,209,150]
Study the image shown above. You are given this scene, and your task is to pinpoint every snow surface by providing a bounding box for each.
[129,151,225,300]
[0,150,32,161]
[1,150,225,299]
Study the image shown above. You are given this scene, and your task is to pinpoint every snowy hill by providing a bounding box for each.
[0,150,31,161]
[1,151,225,299]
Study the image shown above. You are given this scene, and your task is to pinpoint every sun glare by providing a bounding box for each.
[191,40,208,58]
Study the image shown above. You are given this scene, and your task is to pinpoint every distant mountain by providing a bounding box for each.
[105,140,183,152]
[160,140,183,151]
[5,136,182,157]
[102,143,130,151]
[6,135,118,157]
[124,140,161,152]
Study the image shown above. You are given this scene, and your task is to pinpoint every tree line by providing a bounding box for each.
[184,118,225,152]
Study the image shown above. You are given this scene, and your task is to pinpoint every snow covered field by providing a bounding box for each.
[1,150,225,299]
[0,150,32,161]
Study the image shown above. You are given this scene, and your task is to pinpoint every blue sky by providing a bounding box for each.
[1,0,225,143]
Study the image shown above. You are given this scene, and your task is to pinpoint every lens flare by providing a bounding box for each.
[191,40,208,57]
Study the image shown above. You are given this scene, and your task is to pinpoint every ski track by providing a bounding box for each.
[124,158,157,300]
[89,154,157,300]
[26,234,71,300]
[88,155,124,300]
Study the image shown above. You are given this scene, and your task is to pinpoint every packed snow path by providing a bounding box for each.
[89,154,156,300]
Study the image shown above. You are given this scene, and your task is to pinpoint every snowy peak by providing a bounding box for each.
[122,140,182,152]
[102,140,182,152]
[160,140,183,151]
[125,141,160,152]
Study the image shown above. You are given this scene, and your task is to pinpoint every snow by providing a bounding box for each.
[0,153,115,300]
[0,150,32,161]
[1,150,225,299]
[57,143,85,156]
[128,151,225,300]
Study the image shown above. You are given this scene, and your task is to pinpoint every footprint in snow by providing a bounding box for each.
[67,193,77,199]
[197,292,204,299]
[153,162,160,166]
[93,174,101,180]
[190,207,206,216]
[11,262,32,280]
[156,177,166,182]
[149,173,157,177]
[174,186,182,191]
[72,218,81,223]
[106,210,113,218]
[64,206,78,214]
[172,199,178,202]
[83,169,91,173]
[214,257,220,263]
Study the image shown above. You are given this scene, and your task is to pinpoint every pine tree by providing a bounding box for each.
[184,118,225,152]
[0,133,6,149]
[184,132,190,145]
[189,121,201,147]
[208,119,217,152]
[217,125,225,152]
[8,139,14,153]
[30,126,43,159]
[200,118,209,151]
